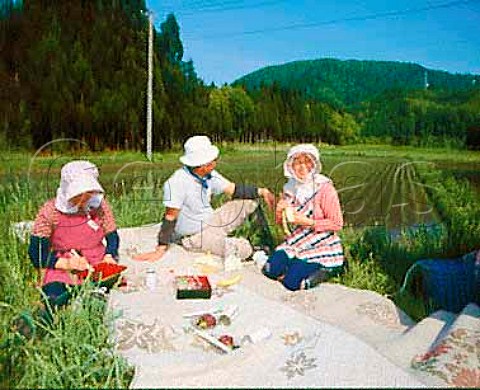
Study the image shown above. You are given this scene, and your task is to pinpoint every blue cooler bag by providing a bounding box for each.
[399,251,479,313]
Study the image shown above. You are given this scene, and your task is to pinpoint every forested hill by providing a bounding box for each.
[234,59,479,108]
[1,2,479,150]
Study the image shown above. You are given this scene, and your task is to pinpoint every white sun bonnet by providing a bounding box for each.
[282,144,330,203]
[283,144,321,179]
[55,161,104,213]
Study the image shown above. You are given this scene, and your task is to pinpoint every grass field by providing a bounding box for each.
[4,143,467,228]
[0,143,479,388]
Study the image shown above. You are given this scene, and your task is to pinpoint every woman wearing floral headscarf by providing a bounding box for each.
[28,160,119,311]
[262,144,344,291]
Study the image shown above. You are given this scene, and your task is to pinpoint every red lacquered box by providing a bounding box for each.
[175,275,212,299]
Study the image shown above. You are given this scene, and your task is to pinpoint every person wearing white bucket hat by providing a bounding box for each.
[28,160,120,313]
[179,135,220,167]
[134,135,275,262]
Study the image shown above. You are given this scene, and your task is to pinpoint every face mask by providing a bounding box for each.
[87,193,104,209]
[65,203,79,214]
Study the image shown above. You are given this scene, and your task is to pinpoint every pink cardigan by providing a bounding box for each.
[276,181,343,232]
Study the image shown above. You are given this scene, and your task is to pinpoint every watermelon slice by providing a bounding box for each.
[77,262,127,284]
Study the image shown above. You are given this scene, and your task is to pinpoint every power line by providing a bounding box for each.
[182,0,473,40]
[157,0,271,12]
[178,0,285,16]
[169,0,244,8]
[156,0,286,16]
[180,0,257,9]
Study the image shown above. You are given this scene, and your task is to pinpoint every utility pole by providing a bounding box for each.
[424,70,429,90]
[146,12,153,161]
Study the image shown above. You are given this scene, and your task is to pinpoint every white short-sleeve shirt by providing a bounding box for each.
[163,167,231,236]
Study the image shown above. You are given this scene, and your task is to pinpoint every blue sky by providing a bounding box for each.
[146,0,480,85]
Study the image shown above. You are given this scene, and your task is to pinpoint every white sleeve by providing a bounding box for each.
[163,174,185,209]
[210,170,231,195]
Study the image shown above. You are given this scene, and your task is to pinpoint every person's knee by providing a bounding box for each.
[243,199,258,214]
[263,250,289,278]
[282,261,322,291]
[218,199,257,220]
[42,282,71,309]
[228,199,257,210]
[281,267,306,291]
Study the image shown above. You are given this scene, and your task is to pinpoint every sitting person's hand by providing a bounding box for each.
[275,197,290,223]
[276,197,289,214]
[289,210,314,227]
[133,245,168,262]
[55,255,92,271]
[259,188,275,210]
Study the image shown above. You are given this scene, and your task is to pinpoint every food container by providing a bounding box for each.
[76,262,127,290]
[175,275,212,299]
[145,268,157,291]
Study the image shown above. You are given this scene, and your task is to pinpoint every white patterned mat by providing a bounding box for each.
[110,229,425,388]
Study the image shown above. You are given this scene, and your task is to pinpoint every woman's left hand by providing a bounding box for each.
[291,211,315,227]
[102,254,117,263]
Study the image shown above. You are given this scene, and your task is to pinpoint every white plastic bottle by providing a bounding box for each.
[145,268,157,291]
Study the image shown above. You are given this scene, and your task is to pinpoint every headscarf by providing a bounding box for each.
[55,161,104,214]
[282,144,330,204]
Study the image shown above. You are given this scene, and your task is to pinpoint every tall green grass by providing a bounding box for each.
[1,284,133,388]
[415,162,480,256]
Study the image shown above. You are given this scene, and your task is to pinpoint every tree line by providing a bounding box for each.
[1,0,479,151]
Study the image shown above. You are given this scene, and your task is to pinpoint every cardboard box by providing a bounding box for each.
[176,275,212,299]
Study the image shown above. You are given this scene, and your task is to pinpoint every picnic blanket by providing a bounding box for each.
[109,227,425,388]
[111,285,423,388]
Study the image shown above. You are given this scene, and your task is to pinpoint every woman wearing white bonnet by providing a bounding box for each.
[27,160,120,318]
[262,144,345,290]
[54,160,101,213]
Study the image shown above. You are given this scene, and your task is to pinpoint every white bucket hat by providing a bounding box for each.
[179,136,219,167]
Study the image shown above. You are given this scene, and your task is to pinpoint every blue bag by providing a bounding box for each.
[399,251,479,313]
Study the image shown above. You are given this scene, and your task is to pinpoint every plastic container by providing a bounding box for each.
[145,268,157,291]
[175,275,212,299]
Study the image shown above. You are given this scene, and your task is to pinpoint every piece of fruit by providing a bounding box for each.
[216,274,242,288]
[218,334,234,347]
[77,263,127,281]
[285,206,295,223]
[196,313,217,329]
